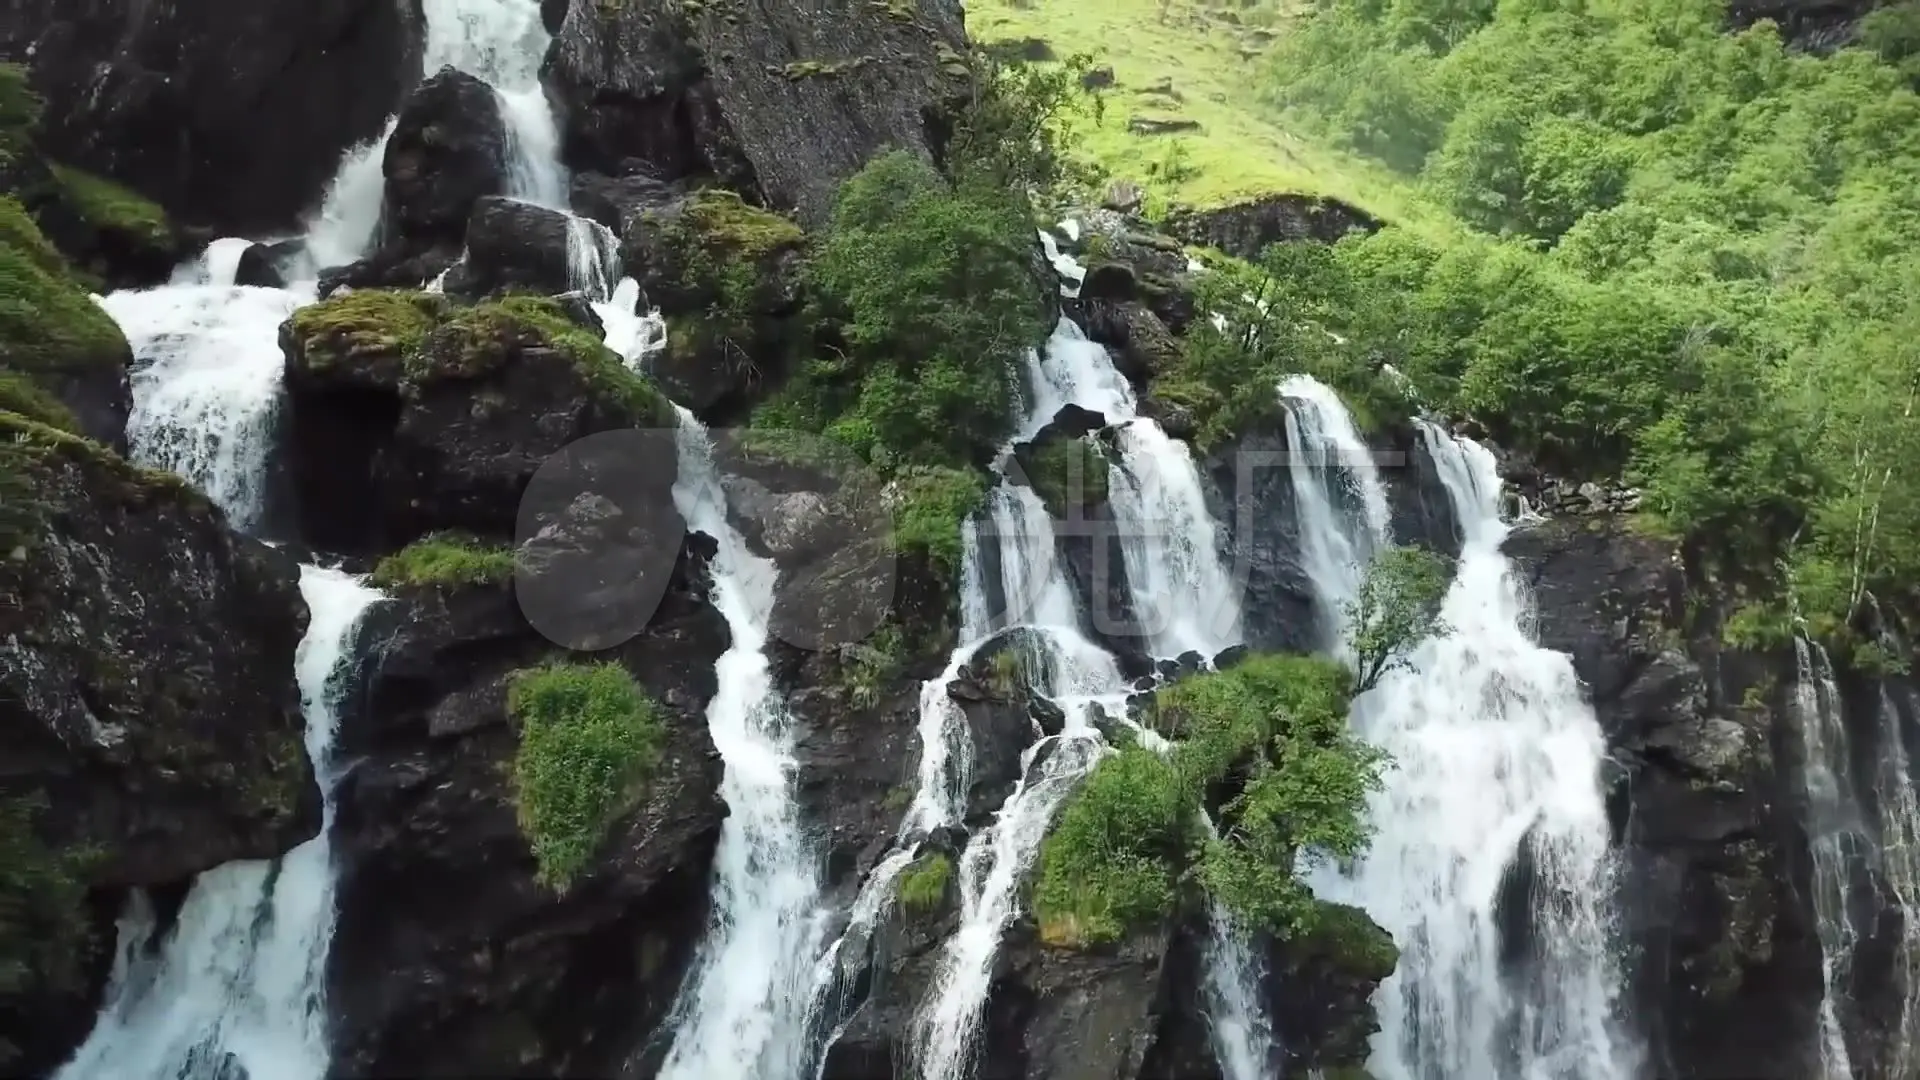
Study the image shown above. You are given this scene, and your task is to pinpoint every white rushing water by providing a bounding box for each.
[419,0,567,205]
[1867,672,1920,1078]
[1300,413,1635,1080]
[56,565,383,1080]
[1793,638,1865,1077]
[653,408,831,1079]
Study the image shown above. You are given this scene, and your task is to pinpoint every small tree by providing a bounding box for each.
[1344,544,1452,693]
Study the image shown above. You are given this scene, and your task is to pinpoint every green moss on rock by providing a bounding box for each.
[285,289,443,373]
[896,850,952,915]
[675,188,806,258]
[49,163,175,252]
[508,661,665,890]
[369,532,516,589]
[0,371,78,433]
[0,196,129,377]
[1297,899,1399,979]
[1025,435,1109,517]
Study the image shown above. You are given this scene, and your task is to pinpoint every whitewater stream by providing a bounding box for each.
[1280,396,1636,1080]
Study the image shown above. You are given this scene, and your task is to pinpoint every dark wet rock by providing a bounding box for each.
[568,167,679,232]
[3,0,425,236]
[953,627,1050,823]
[1212,644,1247,670]
[382,67,510,250]
[1073,300,1181,391]
[544,0,970,228]
[1381,423,1464,560]
[278,291,676,556]
[234,239,301,289]
[446,195,578,299]
[1080,260,1137,302]
[1201,425,1320,656]
[1505,513,1825,1077]
[1728,0,1883,50]
[0,422,317,1072]
[326,536,727,1076]
[1162,194,1382,259]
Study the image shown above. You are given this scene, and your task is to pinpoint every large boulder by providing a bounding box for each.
[544,0,971,228]
[381,67,510,252]
[326,534,729,1075]
[0,416,317,1073]
[3,0,424,235]
[623,187,808,422]
[444,195,579,300]
[1161,195,1381,260]
[1505,513,1826,1077]
[278,290,677,556]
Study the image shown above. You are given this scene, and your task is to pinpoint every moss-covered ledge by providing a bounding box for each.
[369,532,516,590]
[0,195,134,445]
[282,290,674,426]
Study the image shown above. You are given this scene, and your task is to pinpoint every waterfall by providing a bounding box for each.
[1276,374,1391,646]
[418,0,567,206]
[652,409,831,1080]
[1868,679,1920,1078]
[1108,417,1241,657]
[1291,404,1636,1079]
[55,567,383,1080]
[1793,639,1865,1077]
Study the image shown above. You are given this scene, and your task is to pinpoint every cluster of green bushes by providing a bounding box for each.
[507,661,665,889]
[1032,546,1447,947]
[1238,0,1920,641]
[748,54,1095,574]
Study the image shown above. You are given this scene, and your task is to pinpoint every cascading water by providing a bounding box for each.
[1299,413,1636,1080]
[1792,638,1866,1077]
[1276,374,1392,636]
[59,253,387,1076]
[652,409,831,1080]
[56,568,383,1080]
[418,0,567,205]
[1867,675,1920,1078]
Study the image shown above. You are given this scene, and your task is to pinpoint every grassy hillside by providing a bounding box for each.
[962,0,1433,225]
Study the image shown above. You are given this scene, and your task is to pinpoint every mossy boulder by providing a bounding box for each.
[1266,900,1399,1073]
[0,195,133,448]
[627,188,807,420]
[279,290,679,555]
[0,413,317,1072]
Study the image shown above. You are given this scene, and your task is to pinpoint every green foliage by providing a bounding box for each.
[507,662,664,890]
[0,196,127,377]
[944,47,1109,196]
[886,464,990,573]
[799,150,1048,468]
[1344,545,1452,693]
[1034,652,1388,947]
[896,850,953,915]
[0,794,95,1067]
[1033,745,1195,946]
[650,189,804,370]
[369,533,515,589]
[1248,1,1920,632]
[839,622,904,709]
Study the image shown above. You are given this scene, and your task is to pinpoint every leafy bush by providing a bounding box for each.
[369,533,515,589]
[1344,545,1452,692]
[507,662,665,889]
[1033,745,1195,946]
[1249,0,1920,635]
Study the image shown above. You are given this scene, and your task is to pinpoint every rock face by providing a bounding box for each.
[1728,0,1885,49]
[1161,195,1382,260]
[2,0,424,234]
[382,67,511,253]
[278,291,675,555]
[449,196,579,299]
[0,420,317,1073]
[544,0,970,227]
[326,537,729,1076]
[1505,513,1827,1078]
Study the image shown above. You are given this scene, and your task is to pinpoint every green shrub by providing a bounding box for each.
[369,533,515,589]
[507,662,665,889]
[887,464,989,573]
[1033,745,1194,946]
[897,850,953,915]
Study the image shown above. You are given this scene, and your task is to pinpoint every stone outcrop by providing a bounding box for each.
[543,0,971,228]
[0,416,317,1073]
[2,0,424,235]
[445,195,582,299]
[1505,512,1826,1078]
[326,536,729,1076]
[381,67,510,255]
[1162,195,1382,260]
[278,290,676,555]
[1728,0,1886,49]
